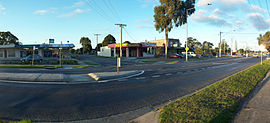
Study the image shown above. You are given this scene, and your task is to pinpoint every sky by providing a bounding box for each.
[0,0,269,51]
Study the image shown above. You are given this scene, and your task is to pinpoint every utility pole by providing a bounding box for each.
[223,40,226,55]
[94,34,101,46]
[219,31,222,57]
[186,8,195,62]
[94,34,101,56]
[231,38,233,56]
[59,41,62,67]
[115,24,127,57]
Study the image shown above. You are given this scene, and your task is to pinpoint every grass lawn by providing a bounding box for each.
[159,60,270,123]
[84,62,99,65]
[7,120,31,123]
[0,65,61,68]
[166,60,183,64]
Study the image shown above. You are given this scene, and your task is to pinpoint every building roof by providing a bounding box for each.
[15,44,75,48]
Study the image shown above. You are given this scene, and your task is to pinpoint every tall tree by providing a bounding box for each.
[0,31,19,45]
[124,41,131,44]
[80,37,92,54]
[102,34,116,46]
[187,37,201,49]
[258,32,270,51]
[202,41,213,55]
[154,0,196,58]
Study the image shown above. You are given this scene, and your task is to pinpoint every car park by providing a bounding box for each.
[21,54,43,62]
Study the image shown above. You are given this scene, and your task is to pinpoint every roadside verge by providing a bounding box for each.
[131,60,270,123]
[157,60,270,122]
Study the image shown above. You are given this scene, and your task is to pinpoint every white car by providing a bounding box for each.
[182,52,196,57]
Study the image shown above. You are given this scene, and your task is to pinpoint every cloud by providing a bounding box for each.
[0,3,6,14]
[72,1,85,8]
[247,4,266,13]
[58,8,90,18]
[136,25,154,29]
[136,18,153,23]
[247,13,270,31]
[137,0,158,8]
[197,0,247,11]
[34,8,57,15]
[191,9,232,27]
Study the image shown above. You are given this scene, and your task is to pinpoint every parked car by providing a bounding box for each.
[168,53,184,58]
[252,53,259,58]
[21,54,43,62]
[182,52,196,57]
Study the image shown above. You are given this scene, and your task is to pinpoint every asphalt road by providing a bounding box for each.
[0,57,264,122]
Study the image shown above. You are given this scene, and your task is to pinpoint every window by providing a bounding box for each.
[0,50,3,57]
[8,50,15,57]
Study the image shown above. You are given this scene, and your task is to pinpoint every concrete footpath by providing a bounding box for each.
[234,73,270,123]
[0,70,143,84]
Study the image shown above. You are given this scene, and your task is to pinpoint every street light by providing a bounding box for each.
[186,3,211,62]
[259,45,265,65]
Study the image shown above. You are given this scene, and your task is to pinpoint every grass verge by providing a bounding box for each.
[166,60,183,64]
[138,60,157,63]
[0,65,61,68]
[84,62,99,65]
[159,60,270,123]
[73,65,92,68]
[1,120,31,123]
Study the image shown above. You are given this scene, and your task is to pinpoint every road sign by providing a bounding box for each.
[49,39,54,44]
[185,47,189,51]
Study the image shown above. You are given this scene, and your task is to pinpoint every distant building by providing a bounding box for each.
[145,38,181,48]
[0,43,75,60]
[98,42,157,58]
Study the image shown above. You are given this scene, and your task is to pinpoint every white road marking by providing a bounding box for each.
[136,77,146,80]
[152,75,160,78]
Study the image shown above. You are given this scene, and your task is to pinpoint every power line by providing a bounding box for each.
[102,0,122,21]
[123,28,137,42]
[265,0,270,17]
[85,0,116,24]
[108,0,122,21]
[248,0,266,26]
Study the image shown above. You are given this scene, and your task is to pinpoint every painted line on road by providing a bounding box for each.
[136,77,146,80]
[165,73,172,76]
[151,75,160,78]
[98,71,145,83]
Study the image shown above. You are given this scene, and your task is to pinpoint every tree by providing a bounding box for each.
[154,0,195,58]
[194,48,203,57]
[102,34,116,46]
[202,41,213,55]
[80,37,92,54]
[238,49,244,55]
[0,31,19,45]
[96,43,102,52]
[257,31,270,51]
[124,41,131,44]
[187,37,201,49]
[218,40,229,54]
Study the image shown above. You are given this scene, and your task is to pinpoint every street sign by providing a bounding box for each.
[49,39,54,44]
[185,47,189,51]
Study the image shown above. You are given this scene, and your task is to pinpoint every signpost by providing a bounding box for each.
[185,47,189,61]
[32,46,35,66]
[117,57,120,73]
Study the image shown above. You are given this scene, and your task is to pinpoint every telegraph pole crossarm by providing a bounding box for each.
[115,24,127,58]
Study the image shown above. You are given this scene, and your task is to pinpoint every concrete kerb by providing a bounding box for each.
[88,70,144,82]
